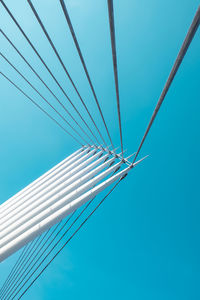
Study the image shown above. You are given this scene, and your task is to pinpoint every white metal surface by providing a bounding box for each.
[0,149,102,226]
[0,155,116,238]
[0,146,86,212]
[0,160,121,247]
[0,151,108,229]
[0,163,131,262]
[0,144,145,262]
[0,148,96,219]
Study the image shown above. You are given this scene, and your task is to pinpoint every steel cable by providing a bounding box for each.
[0,52,91,146]
[6,209,79,300]
[2,217,71,300]
[132,5,200,164]
[1,235,42,300]
[59,0,114,150]
[0,236,43,300]
[4,155,118,298]
[12,178,124,300]
[0,71,83,145]
[0,0,104,148]
[0,29,101,146]
[27,0,105,148]
[107,0,123,157]
[0,244,29,297]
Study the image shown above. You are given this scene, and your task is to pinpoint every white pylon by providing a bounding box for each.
[0,146,145,262]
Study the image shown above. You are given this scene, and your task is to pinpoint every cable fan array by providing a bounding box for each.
[0,145,144,299]
[0,0,199,298]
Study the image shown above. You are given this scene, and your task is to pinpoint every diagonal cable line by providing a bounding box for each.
[26,0,107,149]
[107,0,123,157]
[0,1,198,299]
[0,244,29,297]
[12,178,124,300]
[5,158,117,298]
[1,235,43,300]
[0,52,91,146]
[0,29,101,146]
[3,154,110,296]
[2,215,71,300]
[0,0,106,149]
[2,221,65,299]
[59,0,115,151]
[132,5,200,164]
[2,211,75,299]
[0,236,42,300]
[27,0,109,150]
[0,0,105,148]
[1,222,64,299]
[5,209,78,300]
[1,233,48,299]
[0,71,83,146]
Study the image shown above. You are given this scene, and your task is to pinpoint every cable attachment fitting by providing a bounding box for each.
[121,173,128,180]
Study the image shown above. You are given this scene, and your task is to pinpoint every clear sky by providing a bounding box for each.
[0,0,200,299]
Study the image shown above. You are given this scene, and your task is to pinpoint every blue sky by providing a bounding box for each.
[0,0,200,299]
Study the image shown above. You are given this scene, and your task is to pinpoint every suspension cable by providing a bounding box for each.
[0,29,101,146]
[5,158,118,298]
[6,209,77,300]
[0,52,91,146]
[27,0,107,148]
[0,236,42,300]
[3,191,80,297]
[2,217,68,300]
[0,243,29,297]
[107,0,123,157]
[0,71,83,146]
[0,0,105,148]
[2,220,64,300]
[27,0,107,146]
[59,0,114,151]
[1,231,49,300]
[132,5,200,164]
[12,178,123,299]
